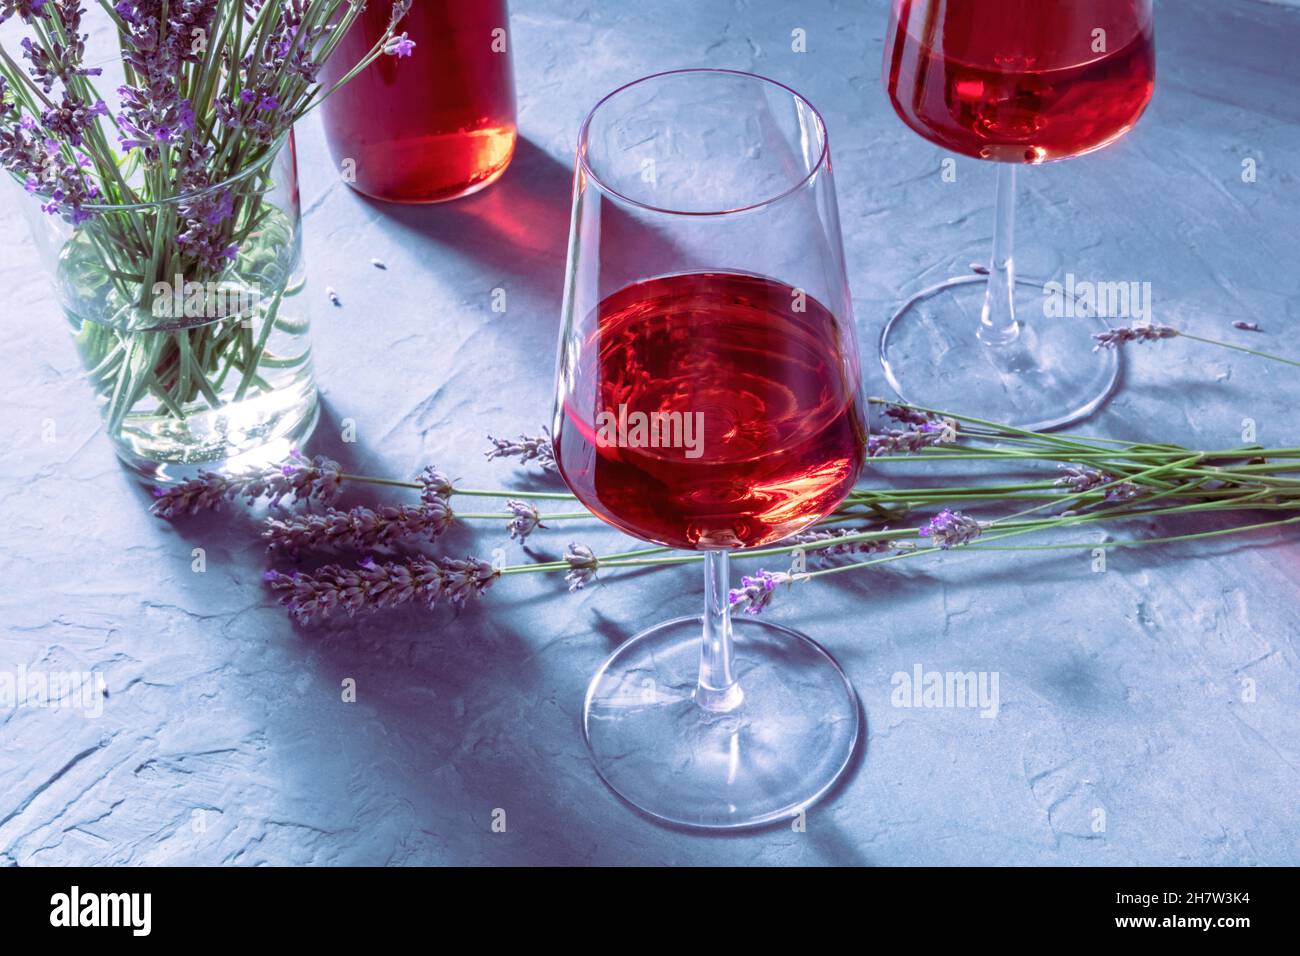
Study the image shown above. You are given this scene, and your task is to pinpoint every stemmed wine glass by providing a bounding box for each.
[880,0,1156,430]
[553,70,867,829]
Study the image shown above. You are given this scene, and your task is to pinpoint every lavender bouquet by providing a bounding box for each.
[0,1,411,478]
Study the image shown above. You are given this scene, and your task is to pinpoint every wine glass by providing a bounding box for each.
[880,0,1156,430]
[553,70,867,829]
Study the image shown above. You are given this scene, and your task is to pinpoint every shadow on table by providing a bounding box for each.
[354,136,692,311]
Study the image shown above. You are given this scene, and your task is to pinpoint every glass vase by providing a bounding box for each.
[14,132,318,483]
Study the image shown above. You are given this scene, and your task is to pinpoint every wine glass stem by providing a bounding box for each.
[979,163,1022,347]
[696,550,744,713]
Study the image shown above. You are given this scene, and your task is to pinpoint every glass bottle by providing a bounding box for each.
[320,1,517,204]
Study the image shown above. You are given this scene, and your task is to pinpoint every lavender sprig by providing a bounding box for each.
[789,527,914,565]
[918,509,983,550]
[1092,324,1179,350]
[1053,465,1141,503]
[418,466,454,504]
[563,543,598,591]
[264,498,453,558]
[728,570,793,615]
[506,499,544,544]
[1054,464,1114,494]
[150,450,341,517]
[264,554,497,626]
[867,405,957,457]
[486,429,557,473]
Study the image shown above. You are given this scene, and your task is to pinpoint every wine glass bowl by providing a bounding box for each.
[879,0,1156,432]
[885,0,1155,164]
[554,70,865,829]
[554,269,865,551]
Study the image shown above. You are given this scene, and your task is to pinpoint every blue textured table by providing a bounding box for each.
[2,0,1298,866]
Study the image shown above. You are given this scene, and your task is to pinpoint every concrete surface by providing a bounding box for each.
[1,0,1298,865]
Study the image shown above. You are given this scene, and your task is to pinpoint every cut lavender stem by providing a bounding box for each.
[918,509,983,550]
[264,554,497,625]
[486,429,557,473]
[264,498,453,558]
[506,499,544,544]
[151,451,342,517]
[563,543,598,591]
[1092,323,1179,350]
[727,570,792,615]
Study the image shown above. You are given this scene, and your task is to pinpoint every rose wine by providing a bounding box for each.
[885,0,1155,163]
[555,272,866,551]
[319,1,517,203]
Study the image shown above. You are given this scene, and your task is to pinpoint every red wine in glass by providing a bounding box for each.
[886,0,1155,163]
[559,70,866,830]
[878,0,1155,433]
[319,1,517,203]
[555,271,865,551]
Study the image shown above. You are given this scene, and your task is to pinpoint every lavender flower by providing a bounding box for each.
[0,1,53,25]
[506,500,544,544]
[563,543,598,591]
[728,570,792,615]
[0,78,100,224]
[263,498,453,558]
[151,450,342,517]
[918,509,983,550]
[1103,482,1142,503]
[264,554,497,626]
[1055,465,1114,494]
[20,2,101,94]
[383,32,416,57]
[1092,324,1179,350]
[486,429,557,472]
[789,527,912,565]
[881,404,936,428]
[1055,465,1141,503]
[418,466,454,504]
[867,406,957,457]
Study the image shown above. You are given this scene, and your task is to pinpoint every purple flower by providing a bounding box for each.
[1054,465,1113,494]
[789,526,913,565]
[1055,465,1142,504]
[728,570,792,615]
[1092,324,1179,350]
[506,500,544,544]
[563,543,598,591]
[486,429,557,472]
[263,498,454,558]
[418,466,454,504]
[151,451,343,518]
[264,555,498,626]
[0,1,52,24]
[1104,482,1142,503]
[918,509,983,550]
[867,406,957,458]
[383,32,416,58]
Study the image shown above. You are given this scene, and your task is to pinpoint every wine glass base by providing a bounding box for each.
[879,274,1121,432]
[583,615,860,830]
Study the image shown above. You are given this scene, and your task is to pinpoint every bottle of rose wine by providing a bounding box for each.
[320,1,517,203]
